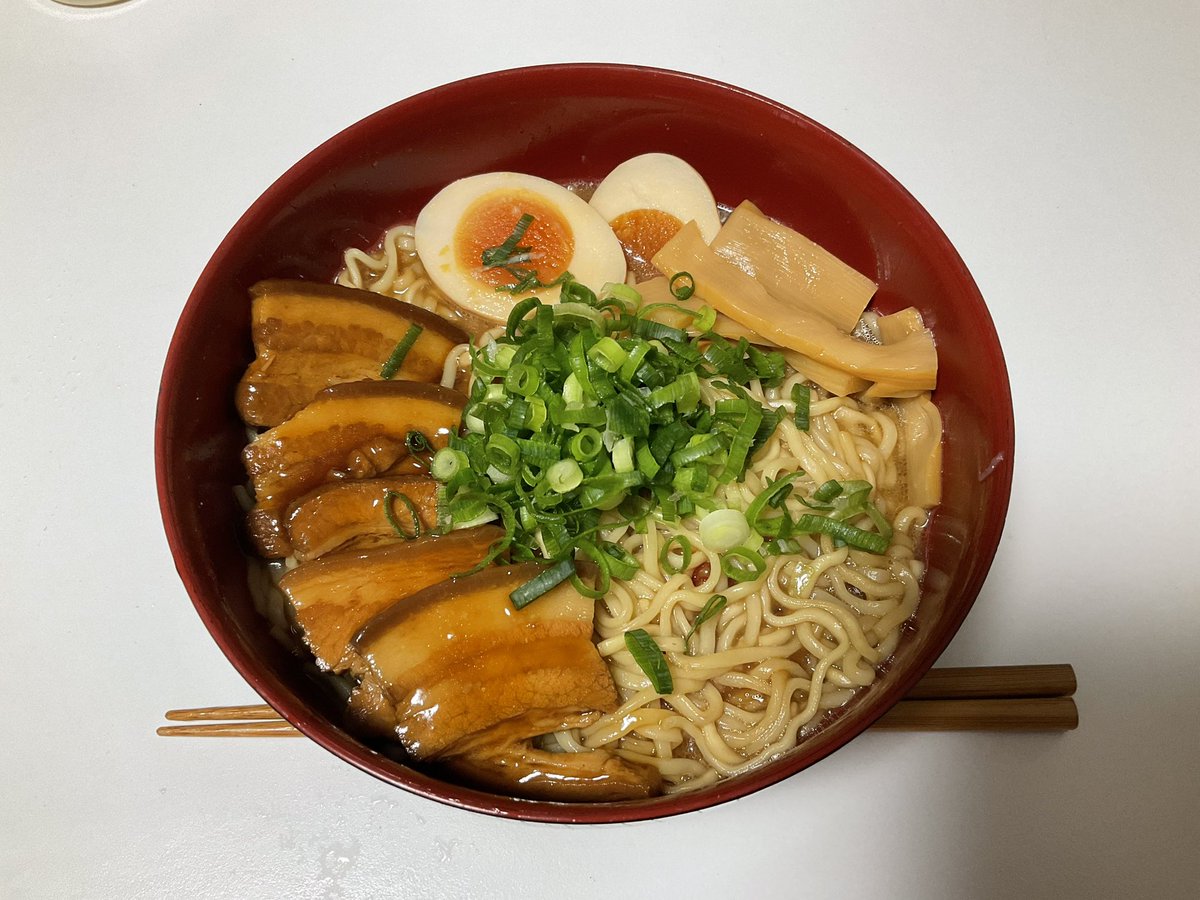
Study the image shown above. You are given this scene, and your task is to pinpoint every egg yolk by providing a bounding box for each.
[455,190,574,289]
[608,209,684,265]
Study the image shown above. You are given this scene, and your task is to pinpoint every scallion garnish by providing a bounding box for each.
[546,458,583,493]
[480,214,577,295]
[793,513,890,554]
[669,271,695,300]
[436,279,806,606]
[431,447,467,482]
[405,430,431,458]
[510,558,575,610]
[721,545,767,583]
[698,508,750,552]
[693,304,717,333]
[600,541,640,581]
[624,628,674,694]
[659,534,693,576]
[380,324,424,379]
[383,489,421,540]
[570,539,612,599]
[792,382,810,431]
[481,213,535,268]
[682,594,727,654]
[812,479,843,503]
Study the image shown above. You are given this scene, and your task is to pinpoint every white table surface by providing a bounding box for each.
[3,1,1198,897]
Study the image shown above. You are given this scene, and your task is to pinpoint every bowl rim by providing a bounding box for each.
[156,62,1013,824]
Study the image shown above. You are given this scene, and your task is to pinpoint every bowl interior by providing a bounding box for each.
[157,64,1013,823]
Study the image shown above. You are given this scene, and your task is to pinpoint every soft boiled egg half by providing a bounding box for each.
[414,172,627,323]
[588,153,722,269]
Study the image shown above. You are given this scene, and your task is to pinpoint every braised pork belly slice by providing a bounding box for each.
[278,525,501,672]
[345,565,619,759]
[441,743,663,801]
[285,475,441,562]
[242,380,465,557]
[236,280,467,427]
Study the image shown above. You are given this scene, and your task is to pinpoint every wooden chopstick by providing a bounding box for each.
[159,664,1078,737]
[164,703,289,722]
[156,720,303,737]
[899,664,1077,701]
[872,697,1077,731]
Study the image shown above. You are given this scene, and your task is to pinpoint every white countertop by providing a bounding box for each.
[3,1,1198,897]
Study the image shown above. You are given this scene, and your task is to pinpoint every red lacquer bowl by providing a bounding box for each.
[156,64,1013,823]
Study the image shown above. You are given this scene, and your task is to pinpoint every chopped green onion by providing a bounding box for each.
[714,397,749,419]
[719,402,764,482]
[560,404,607,427]
[792,382,810,431]
[504,363,541,397]
[516,438,560,467]
[682,594,727,654]
[379,324,424,379]
[405,430,431,457]
[464,410,486,434]
[433,484,452,535]
[456,496,516,576]
[505,296,542,340]
[560,280,598,306]
[693,304,716,333]
[632,317,687,343]
[570,539,613,599]
[562,372,584,405]
[479,217,578,295]
[492,343,517,371]
[793,513,890,554]
[587,336,628,372]
[383,490,421,540]
[546,458,583,493]
[624,628,673,694]
[635,443,661,479]
[864,504,895,543]
[747,346,786,384]
[600,541,640,581]
[603,282,643,306]
[481,213,534,268]
[568,428,604,462]
[486,464,513,484]
[670,433,722,468]
[554,301,605,332]
[525,397,548,431]
[812,479,844,503]
[768,484,793,508]
[436,268,804,590]
[672,465,710,494]
[618,340,652,383]
[485,433,521,475]
[605,394,649,438]
[699,508,750,552]
[722,545,766,583]
[659,534,693,575]
[430,447,467,482]
[669,271,695,300]
[510,558,574,610]
[744,472,804,538]
[611,436,635,474]
[579,472,643,510]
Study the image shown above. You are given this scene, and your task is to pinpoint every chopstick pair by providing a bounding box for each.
[871,663,1078,731]
[158,664,1078,737]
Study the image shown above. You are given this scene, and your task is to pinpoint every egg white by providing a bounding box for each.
[414,172,626,323]
[589,153,722,243]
